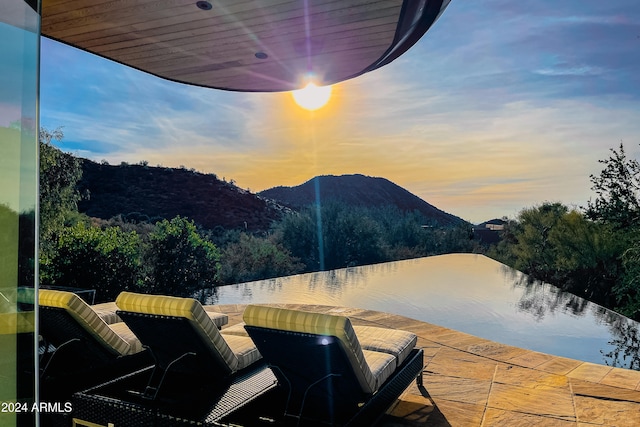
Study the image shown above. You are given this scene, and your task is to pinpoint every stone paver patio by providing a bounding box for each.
[212,303,640,427]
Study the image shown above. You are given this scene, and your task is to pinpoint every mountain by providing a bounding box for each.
[78,160,286,231]
[258,174,465,226]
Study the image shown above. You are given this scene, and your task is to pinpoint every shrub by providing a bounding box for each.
[43,223,142,302]
[143,216,221,297]
[219,233,304,284]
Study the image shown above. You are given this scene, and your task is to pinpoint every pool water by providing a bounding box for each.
[205,253,640,369]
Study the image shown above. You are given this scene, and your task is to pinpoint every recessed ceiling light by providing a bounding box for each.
[255,52,268,60]
[196,1,212,11]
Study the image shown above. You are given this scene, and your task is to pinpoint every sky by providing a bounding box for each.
[37,0,640,224]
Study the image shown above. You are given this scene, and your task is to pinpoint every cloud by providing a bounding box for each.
[37,1,640,223]
[0,23,38,126]
[534,66,606,77]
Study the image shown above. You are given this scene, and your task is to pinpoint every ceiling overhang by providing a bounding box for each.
[41,0,450,92]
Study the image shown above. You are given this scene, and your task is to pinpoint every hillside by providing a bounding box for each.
[78,160,285,231]
[259,174,465,226]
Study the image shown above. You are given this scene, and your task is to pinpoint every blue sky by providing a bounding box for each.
[38,0,640,223]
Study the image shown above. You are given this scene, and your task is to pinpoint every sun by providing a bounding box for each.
[292,83,332,110]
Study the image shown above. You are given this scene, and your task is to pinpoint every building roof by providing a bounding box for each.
[41,0,450,92]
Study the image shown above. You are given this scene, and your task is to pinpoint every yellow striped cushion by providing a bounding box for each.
[221,322,249,337]
[110,322,144,354]
[202,306,229,328]
[353,325,417,366]
[91,301,122,325]
[221,334,262,370]
[115,292,238,372]
[40,289,132,356]
[243,305,377,393]
[0,311,35,335]
[363,349,396,387]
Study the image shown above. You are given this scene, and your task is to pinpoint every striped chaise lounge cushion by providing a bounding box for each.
[115,292,260,371]
[39,289,142,355]
[92,301,228,328]
[221,321,417,367]
[243,305,402,394]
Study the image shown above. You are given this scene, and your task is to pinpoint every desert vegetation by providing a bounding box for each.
[37,127,640,320]
[488,142,640,319]
[38,128,479,302]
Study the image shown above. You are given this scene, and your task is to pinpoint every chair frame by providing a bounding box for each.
[244,325,424,426]
[115,310,236,399]
[22,291,152,401]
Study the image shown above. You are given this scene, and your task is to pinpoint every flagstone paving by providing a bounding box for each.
[213,303,640,427]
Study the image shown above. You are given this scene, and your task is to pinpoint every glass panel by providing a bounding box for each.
[0,1,40,426]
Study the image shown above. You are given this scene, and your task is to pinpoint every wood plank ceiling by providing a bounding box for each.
[41,0,448,92]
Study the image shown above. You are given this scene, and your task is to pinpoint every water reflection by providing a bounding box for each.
[502,265,640,368]
[206,253,640,370]
[602,321,640,370]
[503,268,592,320]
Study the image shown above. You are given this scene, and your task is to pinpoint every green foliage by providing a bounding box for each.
[276,209,321,270]
[43,222,142,302]
[510,202,569,279]
[585,142,640,229]
[550,212,623,303]
[433,224,478,254]
[276,203,385,270]
[275,202,475,271]
[489,143,640,319]
[39,127,83,256]
[582,142,640,316]
[219,233,304,284]
[490,203,625,309]
[144,216,221,296]
[39,127,82,231]
[321,203,385,270]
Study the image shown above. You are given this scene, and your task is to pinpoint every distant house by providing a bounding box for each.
[473,218,507,245]
[485,223,504,231]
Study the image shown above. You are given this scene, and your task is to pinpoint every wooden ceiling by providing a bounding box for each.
[41,0,449,92]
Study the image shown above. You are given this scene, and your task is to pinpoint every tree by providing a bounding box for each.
[275,210,319,270]
[585,142,640,229]
[583,142,640,317]
[39,127,83,258]
[276,203,386,271]
[510,202,569,280]
[43,223,142,302]
[321,204,384,269]
[550,211,622,304]
[144,216,221,297]
[219,233,304,284]
[488,203,624,307]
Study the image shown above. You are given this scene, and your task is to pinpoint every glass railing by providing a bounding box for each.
[0,1,40,426]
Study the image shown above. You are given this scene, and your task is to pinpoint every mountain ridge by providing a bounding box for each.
[78,159,286,231]
[77,160,466,230]
[259,174,465,226]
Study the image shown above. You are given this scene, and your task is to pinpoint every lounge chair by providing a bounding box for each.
[62,292,276,426]
[82,291,276,424]
[16,288,153,400]
[242,305,424,426]
[115,292,261,382]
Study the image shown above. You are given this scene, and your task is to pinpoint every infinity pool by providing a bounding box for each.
[205,253,640,369]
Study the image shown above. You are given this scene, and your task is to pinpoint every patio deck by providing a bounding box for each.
[212,303,640,427]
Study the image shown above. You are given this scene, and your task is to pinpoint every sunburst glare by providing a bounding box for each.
[292,83,332,110]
